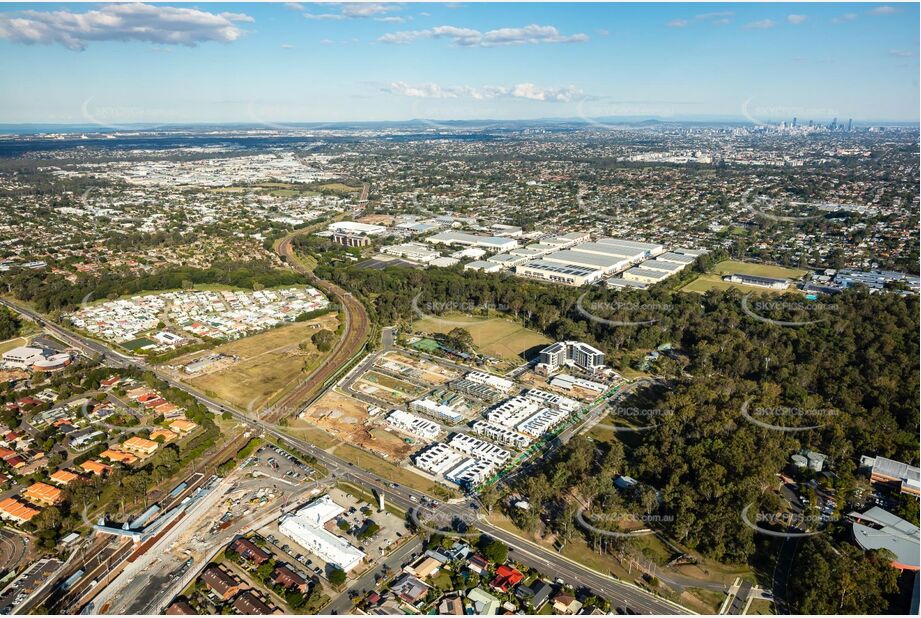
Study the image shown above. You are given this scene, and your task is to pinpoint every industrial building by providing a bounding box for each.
[622,267,673,284]
[278,494,366,572]
[515,259,604,286]
[426,231,518,252]
[541,249,630,275]
[538,232,592,248]
[606,278,650,290]
[487,253,529,268]
[596,237,665,257]
[327,221,387,236]
[381,242,441,263]
[655,252,698,266]
[640,259,687,274]
[464,260,502,273]
[570,241,647,263]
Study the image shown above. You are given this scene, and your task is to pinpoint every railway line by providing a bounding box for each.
[268,230,371,420]
[0,241,692,615]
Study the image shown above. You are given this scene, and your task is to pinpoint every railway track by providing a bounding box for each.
[268,231,370,420]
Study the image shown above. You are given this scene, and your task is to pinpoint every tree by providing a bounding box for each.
[446,327,474,352]
[311,329,336,352]
[480,538,508,564]
[788,537,899,614]
[329,567,347,587]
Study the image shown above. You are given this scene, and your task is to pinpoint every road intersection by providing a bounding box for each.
[0,295,692,615]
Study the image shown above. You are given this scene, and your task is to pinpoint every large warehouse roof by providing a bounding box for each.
[542,249,629,270]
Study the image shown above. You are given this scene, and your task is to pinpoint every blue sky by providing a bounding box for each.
[0,2,917,124]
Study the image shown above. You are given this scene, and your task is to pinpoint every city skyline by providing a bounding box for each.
[0,2,918,125]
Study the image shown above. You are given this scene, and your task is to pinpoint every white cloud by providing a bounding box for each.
[284,3,305,11]
[342,3,398,18]
[511,83,582,102]
[375,16,406,23]
[695,11,734,22]
[384,81,583,102]
[787,14,808,25]
[0,3,252,50]
[832,13,858,23]
[889,49,915,58]
[280,43,295,49]
[668,12,732,28]
[303,12,344,21]
[869,6,898,15]
[744,19,777,30]
[304,3,402,20]
[378,23,588,47]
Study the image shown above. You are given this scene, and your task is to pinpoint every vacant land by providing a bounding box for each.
[316,182,361,194]
[711,260,808,279]
[412,313,551,362]
[357,214,395,226]
[353,370,423,404]
[181,313,338,410]
[300,390,415,461]
[377,351,461,385]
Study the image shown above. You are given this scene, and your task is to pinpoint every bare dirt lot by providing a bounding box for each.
[377,351,461,385]
[299,390,415,461]
[356,214,395,226]
[352,370,423,405]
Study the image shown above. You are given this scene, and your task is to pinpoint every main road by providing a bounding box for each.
[0,298,690,614]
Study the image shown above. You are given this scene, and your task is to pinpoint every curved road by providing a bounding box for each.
[0,299,691,615]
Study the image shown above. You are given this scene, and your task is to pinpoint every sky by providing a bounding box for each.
[0,2,917,125]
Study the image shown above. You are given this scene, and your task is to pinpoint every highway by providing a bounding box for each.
[0,297,692,615]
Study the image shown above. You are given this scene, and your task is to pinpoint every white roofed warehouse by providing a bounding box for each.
[278,494,366,572]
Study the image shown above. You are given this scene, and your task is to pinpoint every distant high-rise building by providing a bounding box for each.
[830,117,838,130]
[792,116,797,127]
[847,118,853,131]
